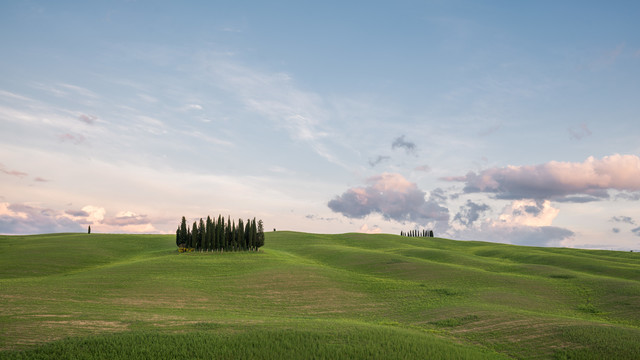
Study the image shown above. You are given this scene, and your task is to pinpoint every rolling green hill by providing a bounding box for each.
[1,232,639,359]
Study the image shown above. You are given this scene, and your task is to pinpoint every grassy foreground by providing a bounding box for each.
[1,232,639,359]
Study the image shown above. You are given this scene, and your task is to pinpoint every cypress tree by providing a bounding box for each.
[232,220,238,251]
[199,218,205,251]
[205,216,212,251]
[226,216,232,251]
[256,219,264,249]
[244,219,251,250]
[250,218,256,251]
[217,217,221,250]
[179,216,188,247]
[237,218,245,251]
[191,221,198,250]
[215,216,220,251]
[174,214,265,252]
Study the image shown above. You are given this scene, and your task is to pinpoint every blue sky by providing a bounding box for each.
[1,1,639,250]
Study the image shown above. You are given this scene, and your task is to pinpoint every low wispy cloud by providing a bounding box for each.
[58,133,86,145]
[391,135,417,155]
[369,155,390,167]
[65,209,90,217]
[32,82,99,100]
[78,113,98,125]
[615,192,640,201]
[103,211,150,226]
[185,103,203,111]
[414,164,431,172]
[610,216,639,237]
[1,164,49,183]
[305,214,337,222]
[591,43,625,69]
[568,123,592,140]
[444,154,640,202]
[0,164,28,178]
[611,216,636,225]
[478,124,502,137]
[328,173,449,225]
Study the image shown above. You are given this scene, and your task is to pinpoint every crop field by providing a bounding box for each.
[1,232,639,359]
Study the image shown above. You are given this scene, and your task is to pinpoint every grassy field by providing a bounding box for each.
[1,232,639,359]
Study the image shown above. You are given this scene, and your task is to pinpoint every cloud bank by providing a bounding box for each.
[445,154,640,201]
[452,200,574,246]
[0,202,84,234]
[328,173,449,224]
[0,202,158,234]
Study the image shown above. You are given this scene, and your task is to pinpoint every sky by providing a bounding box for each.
[1,1,639,250]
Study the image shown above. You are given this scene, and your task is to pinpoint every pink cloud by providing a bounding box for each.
[445,154,640,201]
[358,224,382,234]
[1,202,164,235]
[78,113,98,125]
[328,173,449,224]
[0,163,28,178]
[58,133,85,144]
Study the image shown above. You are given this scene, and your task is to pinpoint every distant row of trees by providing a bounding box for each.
[176,215,264,252]
[400,229,434,238]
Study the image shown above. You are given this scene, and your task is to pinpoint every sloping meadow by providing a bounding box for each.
[1,232,639,359]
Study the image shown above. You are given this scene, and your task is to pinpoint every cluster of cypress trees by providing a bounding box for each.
[175,215,264,252]
[400,229,434,238]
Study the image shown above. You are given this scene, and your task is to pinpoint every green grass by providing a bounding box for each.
[1,231,639,359]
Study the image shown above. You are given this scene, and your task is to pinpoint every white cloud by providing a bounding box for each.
[0,202,28,219]
[358,224,382,234]
[449,199,573,247]
[497,200,559,227]
[185,103,203,110]
[81,205,106,224]
[203,57,346,167]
